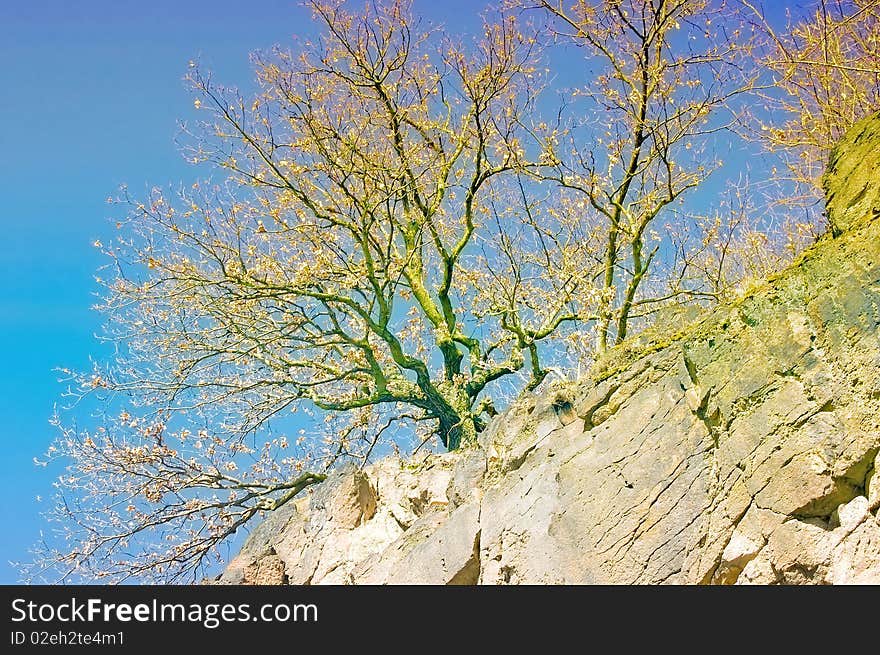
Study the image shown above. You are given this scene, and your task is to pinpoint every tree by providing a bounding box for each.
[528,0,758,350]
[137,0,600,453]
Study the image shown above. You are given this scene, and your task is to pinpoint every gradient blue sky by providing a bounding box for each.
[0,0,795,583]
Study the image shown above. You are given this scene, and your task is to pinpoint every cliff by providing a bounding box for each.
[218,114,880,585]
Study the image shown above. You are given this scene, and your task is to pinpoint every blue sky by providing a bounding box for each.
[0,0,797,583]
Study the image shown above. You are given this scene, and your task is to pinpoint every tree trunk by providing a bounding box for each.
[433,381,478,450]
[445,414,478,451]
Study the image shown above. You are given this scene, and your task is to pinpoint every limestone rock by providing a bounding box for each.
[824,111,880,234]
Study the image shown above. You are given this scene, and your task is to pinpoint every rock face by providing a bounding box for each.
[219,114,880,585]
